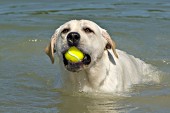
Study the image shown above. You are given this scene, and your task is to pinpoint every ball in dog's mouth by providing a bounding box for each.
[63,50,91,72]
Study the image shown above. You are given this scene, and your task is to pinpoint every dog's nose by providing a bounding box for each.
[67,32,80,47]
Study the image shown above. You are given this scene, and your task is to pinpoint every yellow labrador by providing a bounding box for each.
[45,20,159,93]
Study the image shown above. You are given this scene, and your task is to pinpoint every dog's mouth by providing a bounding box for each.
[62,48,91,72]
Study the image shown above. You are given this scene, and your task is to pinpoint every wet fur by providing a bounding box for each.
[45,20,159,93]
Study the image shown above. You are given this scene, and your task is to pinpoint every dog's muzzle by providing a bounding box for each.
[62,32,91,72]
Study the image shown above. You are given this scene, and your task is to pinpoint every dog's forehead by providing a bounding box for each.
[62,20,100,30]
[80,20,99,27]
[62,20,78,28]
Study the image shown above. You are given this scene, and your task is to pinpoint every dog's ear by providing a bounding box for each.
[45,31,58,64]
[102,29,118,58]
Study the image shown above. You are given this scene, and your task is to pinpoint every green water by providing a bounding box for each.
[0,0,170,112]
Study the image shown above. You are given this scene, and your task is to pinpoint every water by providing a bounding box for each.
[0,0,170,112]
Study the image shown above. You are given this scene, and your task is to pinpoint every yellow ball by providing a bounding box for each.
[65,46,84,63]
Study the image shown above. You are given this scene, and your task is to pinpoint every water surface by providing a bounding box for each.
[0,0,170,112]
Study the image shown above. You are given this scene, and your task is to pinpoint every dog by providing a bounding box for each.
[45,20,159,93]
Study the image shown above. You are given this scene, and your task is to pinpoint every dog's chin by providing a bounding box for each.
[62,50,91,72]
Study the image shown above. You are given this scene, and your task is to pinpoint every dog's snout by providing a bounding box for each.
[67,32,80,47]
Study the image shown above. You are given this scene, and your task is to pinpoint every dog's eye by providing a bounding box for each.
[62,28,70,34]
[83,28,93,33]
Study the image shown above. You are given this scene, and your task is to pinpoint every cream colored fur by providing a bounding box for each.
[45,20,159,93]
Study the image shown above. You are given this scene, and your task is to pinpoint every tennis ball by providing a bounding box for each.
[65,46,84,63]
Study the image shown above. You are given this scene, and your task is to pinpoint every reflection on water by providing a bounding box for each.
[0,0,170,112]
[57,92,128,113]
[56,83,170,113]
[58,95,121,113]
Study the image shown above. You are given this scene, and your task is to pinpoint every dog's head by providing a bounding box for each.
[45,20,118,72]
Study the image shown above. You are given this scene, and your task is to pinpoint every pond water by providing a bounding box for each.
[0,0,170,112]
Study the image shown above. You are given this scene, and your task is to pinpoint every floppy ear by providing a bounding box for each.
[45,33,57,64]
[102,30,118,58]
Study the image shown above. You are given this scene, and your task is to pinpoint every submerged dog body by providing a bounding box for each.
[45,20,159,93]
